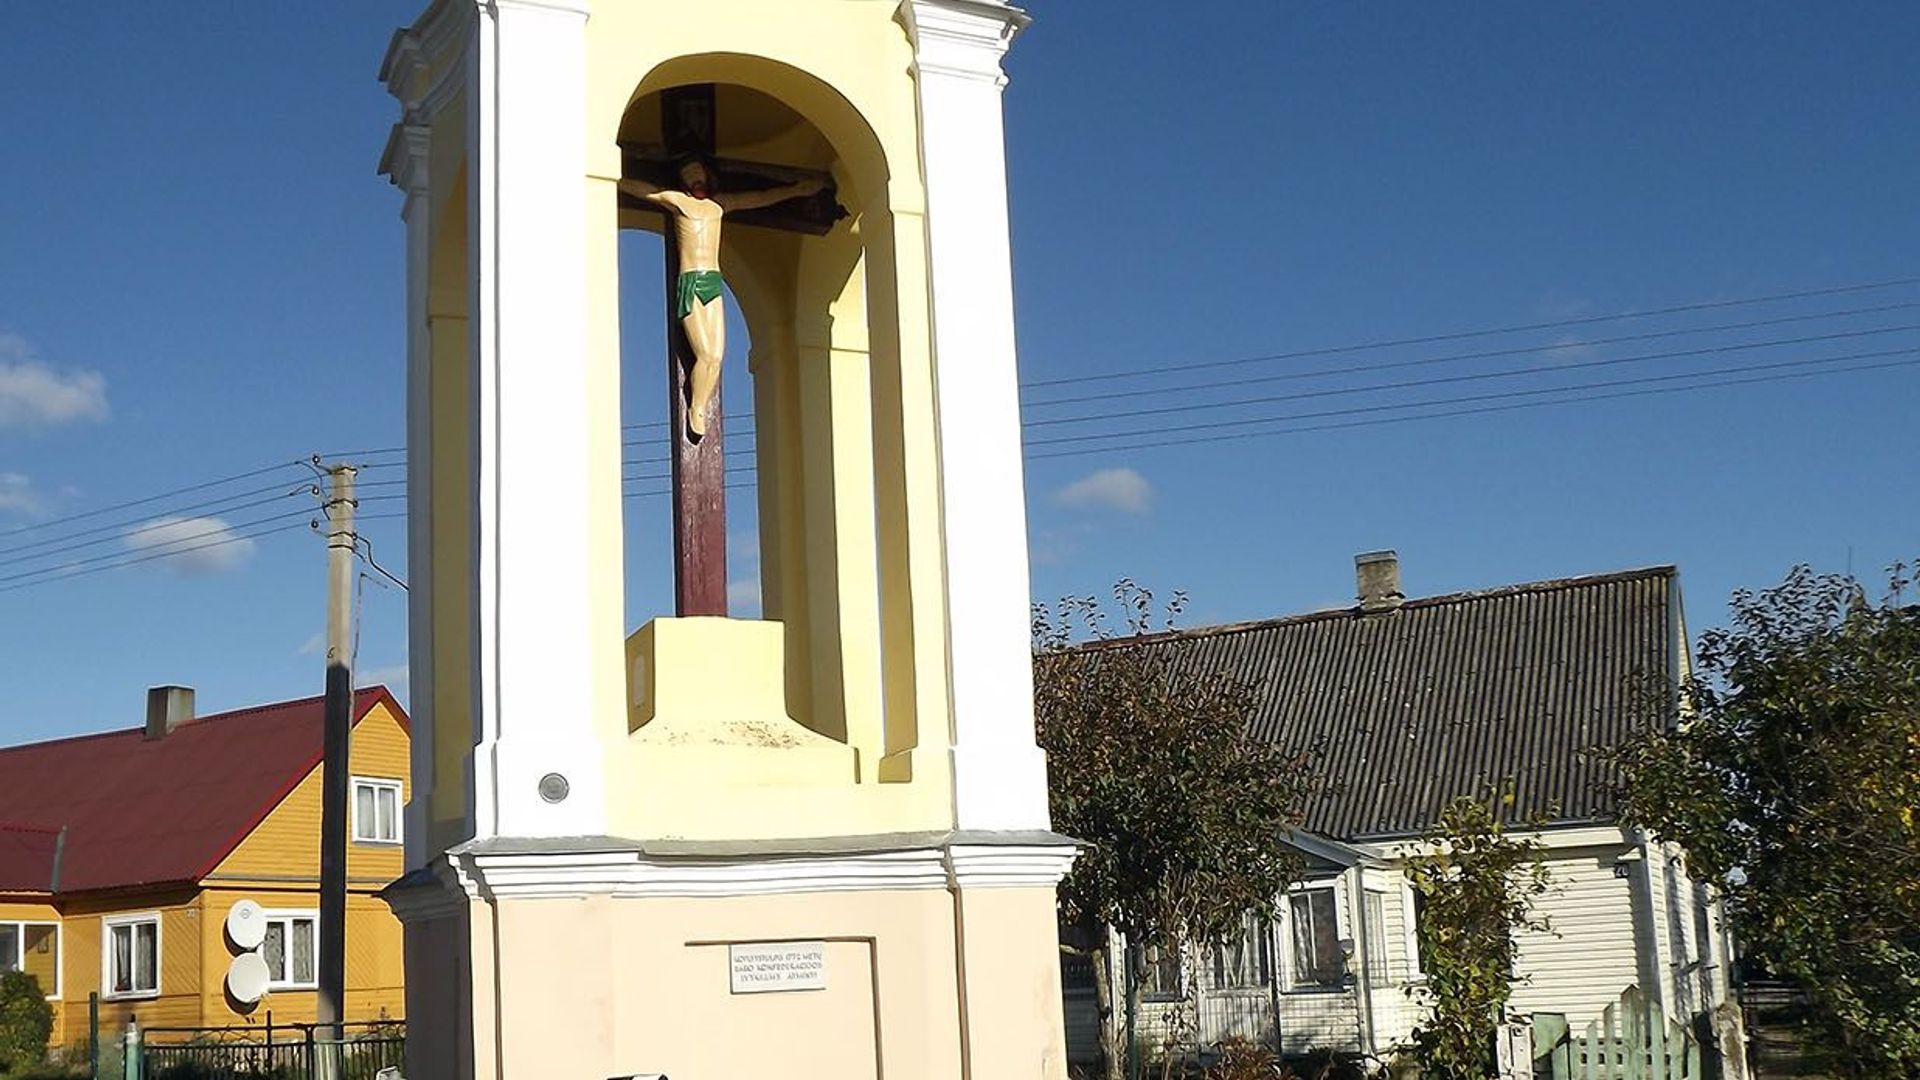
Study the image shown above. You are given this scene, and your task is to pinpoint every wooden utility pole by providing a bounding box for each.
[317,463,355,1073]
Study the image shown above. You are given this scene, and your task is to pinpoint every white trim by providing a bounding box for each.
[101,912,161,1001]
[0,920,62,1000]
[1281,884,1344,992]
[257,909,320,991]
[943,844,1076,889]
[352,776,406,845]
[1401,880,1424,980]
[384,842,1076,910]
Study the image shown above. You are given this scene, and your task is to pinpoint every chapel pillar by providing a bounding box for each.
[902,0,1053,831]
[464,0,612,839]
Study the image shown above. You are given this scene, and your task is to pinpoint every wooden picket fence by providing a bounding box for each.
[1532,986,1705,1080]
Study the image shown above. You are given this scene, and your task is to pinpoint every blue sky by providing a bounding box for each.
[1,2,1915,742]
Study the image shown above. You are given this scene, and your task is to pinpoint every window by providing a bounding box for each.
[1405,884,1427,978]
[352,777,403,844]
[1288,888,1344,988]
[0,922,60,998]
[1130,937,1184,1001]
[261,912,318,989]
[1205,911,1273,989]
[1364,891,1391,987]
[104,915,159,999]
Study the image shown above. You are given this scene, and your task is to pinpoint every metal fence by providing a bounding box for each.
[136,1021,404,1080]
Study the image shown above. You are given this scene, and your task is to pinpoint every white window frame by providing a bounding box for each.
[1363,889,1391,988]
[0,920,62,1000]
[1402,881,1425,980]
[101,913,161,1001]
[351,776,404,845]
[258,909,320,991]
[1284,884,1345,991]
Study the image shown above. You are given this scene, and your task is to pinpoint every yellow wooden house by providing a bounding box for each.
[0,686,409,1049]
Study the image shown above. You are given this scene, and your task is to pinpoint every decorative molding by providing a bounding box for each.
[899,0,1031,86]
[463,847,953,900]
[387,835,1079,906]
[944,843,1076,890]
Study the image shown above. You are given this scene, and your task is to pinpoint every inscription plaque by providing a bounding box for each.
[728,941,828,994]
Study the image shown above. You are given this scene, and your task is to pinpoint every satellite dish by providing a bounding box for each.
[226,900,266,951]
[227,951,271,1005]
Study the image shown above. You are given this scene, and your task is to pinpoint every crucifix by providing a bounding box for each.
[618,85,845,617]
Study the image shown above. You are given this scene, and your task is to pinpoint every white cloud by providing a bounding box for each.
[0,472,42,517]
[357,663,411,703]
[297,631,326,656]
[1053,467,1153,515]
[122,515,257,574]
[1541,333,1596,364]
[0,332,109,430]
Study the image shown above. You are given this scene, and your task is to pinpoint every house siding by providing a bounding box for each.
[212,703,411,886]
[11,703,413,1048]
[1507,846,1644,1028]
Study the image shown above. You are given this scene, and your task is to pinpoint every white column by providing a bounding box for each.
[394,119,436,871]
[902,0,1051,832]
[466,0,605,839]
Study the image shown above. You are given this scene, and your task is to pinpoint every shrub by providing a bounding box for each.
[0,971,52,1075]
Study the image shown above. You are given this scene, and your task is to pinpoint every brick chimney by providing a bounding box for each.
[1355,550,1404,613]
[145,685,195,740]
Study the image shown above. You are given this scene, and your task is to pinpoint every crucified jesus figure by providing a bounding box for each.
[619,156,825,437]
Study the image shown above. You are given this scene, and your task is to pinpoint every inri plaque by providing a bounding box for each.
[728,941,828,994]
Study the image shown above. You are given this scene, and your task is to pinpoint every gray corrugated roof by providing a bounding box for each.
[1093,566,1677,841]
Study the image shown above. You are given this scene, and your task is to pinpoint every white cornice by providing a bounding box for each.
[385,836,1077,906]
[898,0,1031,86]
[382,859,480,924]
[945,843,1077,889]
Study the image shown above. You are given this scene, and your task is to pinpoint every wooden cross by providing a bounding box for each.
[619,85,845,617]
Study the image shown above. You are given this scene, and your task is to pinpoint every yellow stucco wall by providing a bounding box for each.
[582,0,954,842]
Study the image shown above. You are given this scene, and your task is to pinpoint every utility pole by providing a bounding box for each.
[317,463,355,1077]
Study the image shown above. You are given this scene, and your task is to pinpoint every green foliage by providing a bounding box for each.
[0,972,51,1076]
[1402,792,1552,1080]
[1610,563,1920,1079]
[1035,581,1318,1078]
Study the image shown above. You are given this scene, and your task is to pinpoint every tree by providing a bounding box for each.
[1034,582,1317,1080]
[1610,564,1920,1078]
[1401,791,1553,1080]
[0,970,52,1076]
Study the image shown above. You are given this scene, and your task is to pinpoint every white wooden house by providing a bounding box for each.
[1063,558,1745,1072]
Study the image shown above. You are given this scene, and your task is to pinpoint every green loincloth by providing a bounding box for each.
[675,269,725,319]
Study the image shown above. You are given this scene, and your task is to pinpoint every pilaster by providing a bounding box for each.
[899,0,1051,832]
[467,0,608,839]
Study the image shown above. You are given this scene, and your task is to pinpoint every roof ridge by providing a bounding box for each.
[0,821,63,836]
[0,686,389,757]
[1073,564,1677,650]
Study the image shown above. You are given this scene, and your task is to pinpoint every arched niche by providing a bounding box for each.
[607,54,927,789]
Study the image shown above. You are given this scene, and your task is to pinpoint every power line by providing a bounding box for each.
[1024,324,1920,430]
[1019,275,1920,390]
[0,480,316,560]
[1021,300,1920,409]
[0,460,305,538]
[0,487,312,570]
[0,519,316,595]
[1025,349,1920,460]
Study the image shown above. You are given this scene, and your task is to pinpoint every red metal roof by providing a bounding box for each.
[0,687,403,895]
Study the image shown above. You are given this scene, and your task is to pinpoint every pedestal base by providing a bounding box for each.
[385,832,1077,1080]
